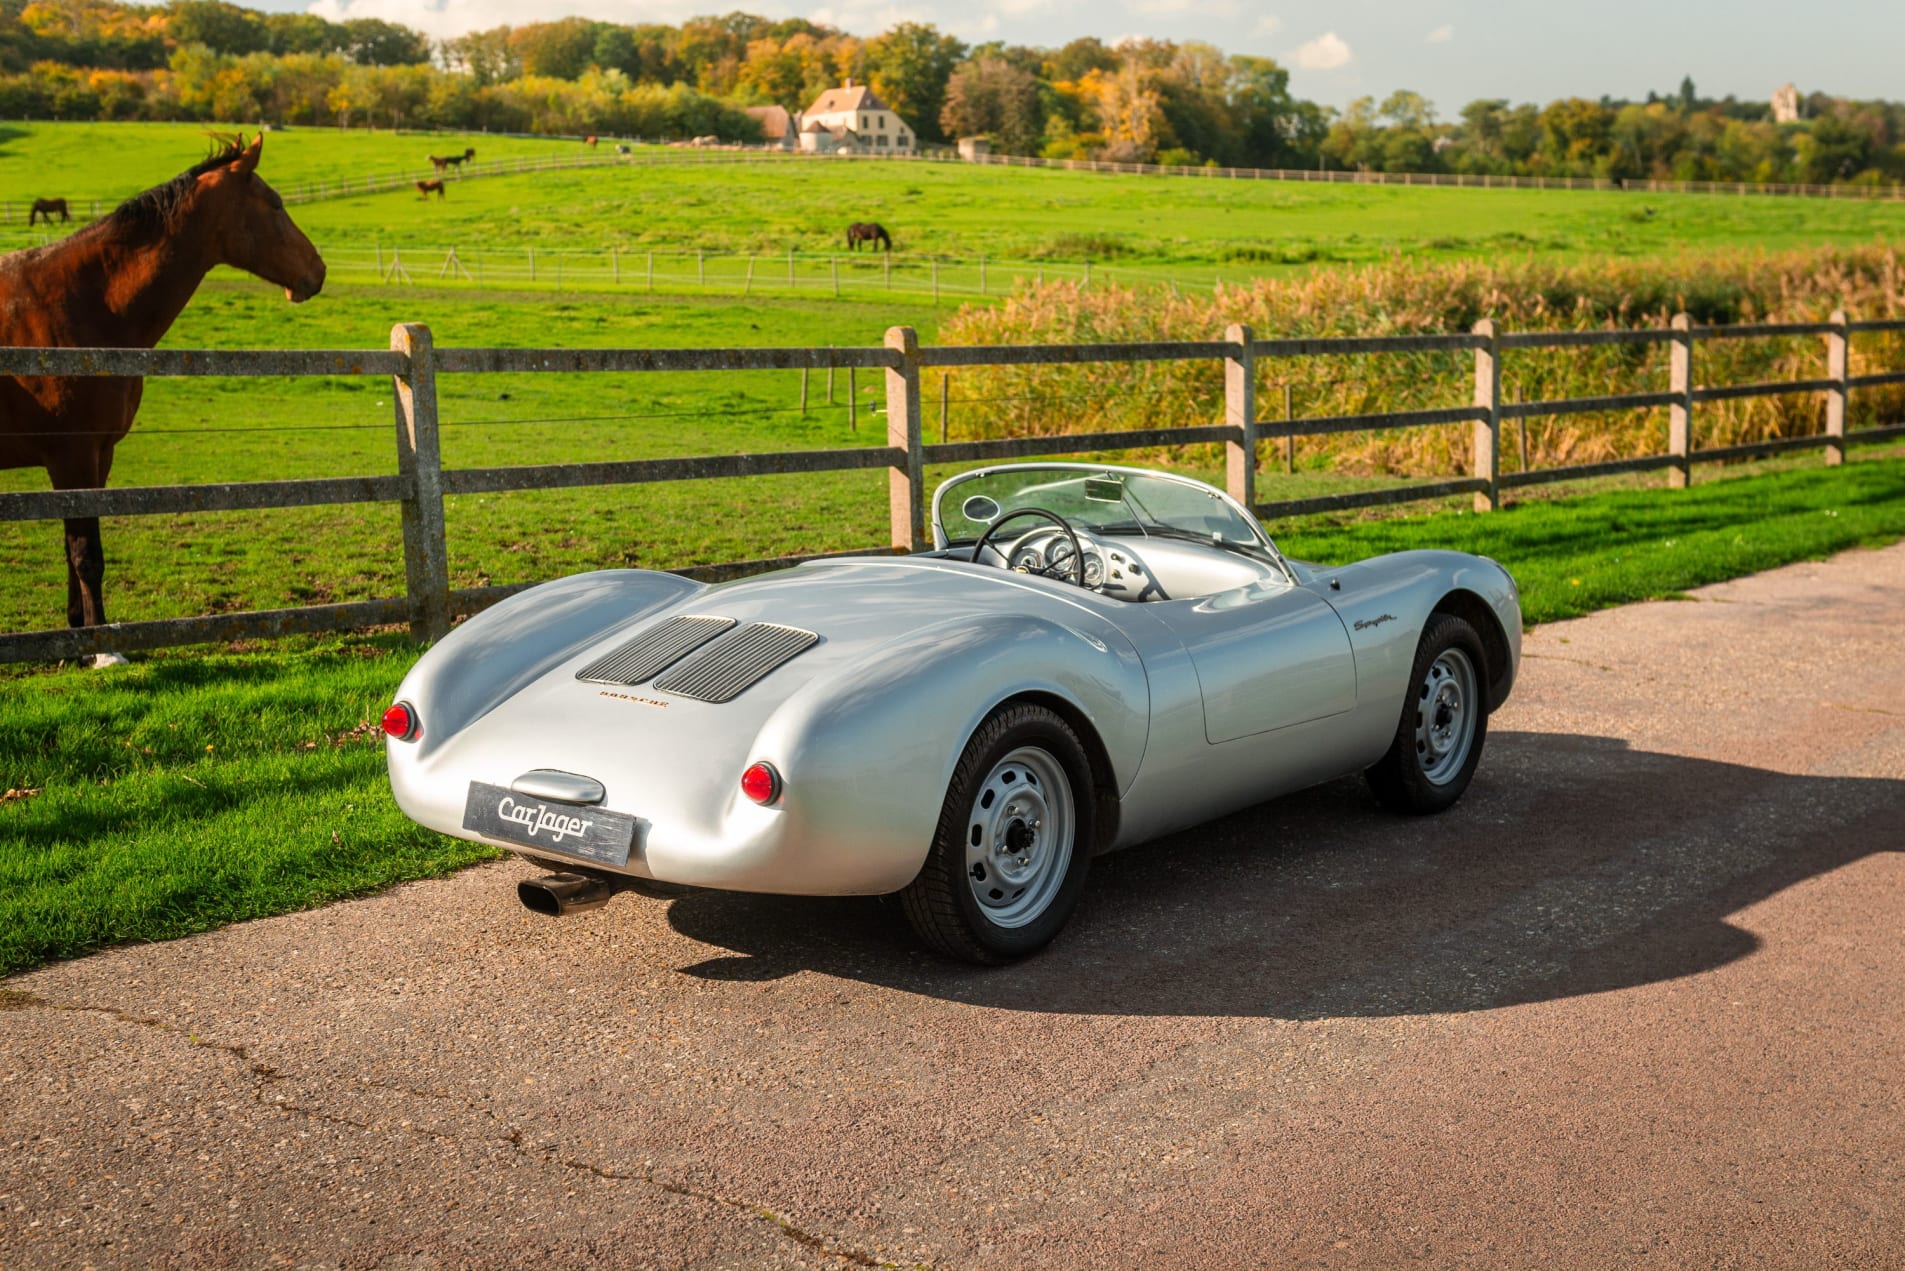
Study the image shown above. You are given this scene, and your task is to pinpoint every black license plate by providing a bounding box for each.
[462,782,636,867]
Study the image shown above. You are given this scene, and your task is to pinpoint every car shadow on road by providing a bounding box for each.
[656,731,1904,1017]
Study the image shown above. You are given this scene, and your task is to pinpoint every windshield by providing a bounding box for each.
[934,465,1273,556]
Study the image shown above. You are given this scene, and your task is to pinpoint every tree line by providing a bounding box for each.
[4,0,1902,184]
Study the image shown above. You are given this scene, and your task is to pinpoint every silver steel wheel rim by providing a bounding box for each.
[963,745,1075,929]
[1414,647,1478,785]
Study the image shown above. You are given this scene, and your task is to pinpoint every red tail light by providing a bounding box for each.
[740,762,781,805]
[381,702,419,741]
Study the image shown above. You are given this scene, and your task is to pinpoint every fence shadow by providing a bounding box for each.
[659,730,1902,1018]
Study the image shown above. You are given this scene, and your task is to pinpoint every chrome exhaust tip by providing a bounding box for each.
[517,872,621,916]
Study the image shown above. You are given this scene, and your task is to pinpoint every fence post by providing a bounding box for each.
[1471,318,1501,513]
[1284,383,1295,473]
[1223,323,1257,510]
[885,327,926,550]
[1825,309,1848,467]
[1669,312,1693,488]
[390,323,450,643]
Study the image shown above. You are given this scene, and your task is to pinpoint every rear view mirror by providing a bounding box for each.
[962,494,1001,522]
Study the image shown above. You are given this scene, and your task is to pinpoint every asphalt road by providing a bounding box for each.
[4,543,1903,1269]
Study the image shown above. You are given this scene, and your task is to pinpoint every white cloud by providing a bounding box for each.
[1426,23,1453,44]
[1291,31,1351,71]
[305,0,695,42]
[1126,0,1240,16]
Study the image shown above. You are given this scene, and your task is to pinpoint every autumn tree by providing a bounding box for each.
[865,21,964,143]
[939,54,1042,152]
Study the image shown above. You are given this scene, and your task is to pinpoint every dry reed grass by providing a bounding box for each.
[939,246,1905,477]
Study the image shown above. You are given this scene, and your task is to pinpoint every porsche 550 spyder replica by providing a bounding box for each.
[385,463,1521,964]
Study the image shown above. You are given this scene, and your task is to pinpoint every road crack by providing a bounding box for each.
[2,987,919,1268]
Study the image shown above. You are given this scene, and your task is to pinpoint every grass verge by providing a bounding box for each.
[3,455,1903,976]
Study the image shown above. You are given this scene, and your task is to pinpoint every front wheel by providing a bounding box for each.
[1365,613,1490,814]
[900,704,1095,964]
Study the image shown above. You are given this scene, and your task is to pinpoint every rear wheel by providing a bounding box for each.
[901,704,1095,964]
[1365,613,1490,814]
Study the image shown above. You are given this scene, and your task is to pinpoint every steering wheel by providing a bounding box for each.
[972,507,1086,588]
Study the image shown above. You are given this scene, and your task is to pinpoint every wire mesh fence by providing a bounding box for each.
[296,241,1263,303]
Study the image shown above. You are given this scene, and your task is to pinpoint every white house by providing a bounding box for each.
[797,80,914,155]
[745,104,795,150]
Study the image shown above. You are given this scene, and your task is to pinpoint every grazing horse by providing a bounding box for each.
[29,198,69,225]
[0,137,324,658]
[585,135,598,148]
[415,179,446,199]
[846,222,892,251]
[428,154,453,172]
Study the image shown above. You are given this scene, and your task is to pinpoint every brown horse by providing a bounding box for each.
[585,135,598,148]
[415,179,446,199]
[28,198,69,225]
[428,154,453,172]
[846,222,892,251]
[0,136,324,658]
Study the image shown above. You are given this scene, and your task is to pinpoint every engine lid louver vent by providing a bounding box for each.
[574,615,736,686]
[652,623,820,703]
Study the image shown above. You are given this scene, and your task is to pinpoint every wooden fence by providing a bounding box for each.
[3,315,1904,663]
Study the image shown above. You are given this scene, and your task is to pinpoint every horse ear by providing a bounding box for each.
[232,134,263,175]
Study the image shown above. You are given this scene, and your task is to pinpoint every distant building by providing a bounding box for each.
[746,105,794,150]
[1772,83,1800,123]
[957,136,991,161]
[798,80,914,155]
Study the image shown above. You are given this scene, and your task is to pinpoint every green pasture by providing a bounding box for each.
[3,120,1903,280]
[0,120,590,208]
[4,453,1904,976]
[268,158,1905,267]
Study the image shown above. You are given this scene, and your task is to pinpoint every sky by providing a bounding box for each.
[255,0,1905,116]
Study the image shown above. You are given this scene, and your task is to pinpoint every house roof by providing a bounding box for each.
[805,83,891,116]
[745,105,792,140]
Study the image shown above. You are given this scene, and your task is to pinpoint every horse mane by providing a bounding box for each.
[105,140,249,237]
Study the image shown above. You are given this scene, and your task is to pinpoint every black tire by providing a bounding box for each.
[900,704,1095,964]
[1365,612,1490,815]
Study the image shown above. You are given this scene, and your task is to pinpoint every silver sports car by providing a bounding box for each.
[385,463,1521,963]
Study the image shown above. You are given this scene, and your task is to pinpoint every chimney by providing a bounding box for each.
[845,77,854,88]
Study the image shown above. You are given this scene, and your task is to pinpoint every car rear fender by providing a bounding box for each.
[753,611,1150,876]
[392,569,703,754]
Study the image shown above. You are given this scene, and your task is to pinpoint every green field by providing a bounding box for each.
[6,120,1905,279]
[0,120,586,206]
[3,119,1901,632]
